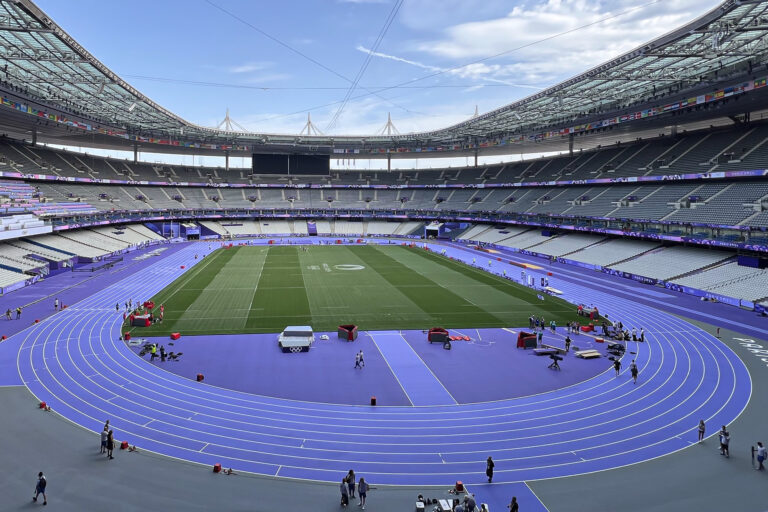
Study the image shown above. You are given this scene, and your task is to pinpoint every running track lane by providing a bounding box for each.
[5,243,751,486]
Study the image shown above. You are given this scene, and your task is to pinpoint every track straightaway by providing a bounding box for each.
[3,242,750,486]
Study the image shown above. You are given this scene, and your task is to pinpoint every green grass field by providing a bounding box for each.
[134,244,584,335]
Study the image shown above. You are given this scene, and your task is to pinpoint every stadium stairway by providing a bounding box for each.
[665,254,736,281]
[603,244,663,267]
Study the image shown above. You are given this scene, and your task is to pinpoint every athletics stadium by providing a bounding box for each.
[0,1,766,511]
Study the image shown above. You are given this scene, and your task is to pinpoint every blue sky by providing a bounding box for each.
[35,0,723,168]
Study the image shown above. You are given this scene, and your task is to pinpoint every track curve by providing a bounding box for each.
[12,244,751,485]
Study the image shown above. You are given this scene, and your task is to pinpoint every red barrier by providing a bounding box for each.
[170,332,181,340]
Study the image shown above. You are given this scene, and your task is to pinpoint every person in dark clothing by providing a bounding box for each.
[16,306,21,319]
[32,472,47,505]
[346,469,355,499]
[507,497,518,512]
[564,336,571,353]
[339,478,349,507]
[486,456,494,483]
[613,359,622,376]
[106,430,114,459]
[698,419,706,443]
[159,345,166,362]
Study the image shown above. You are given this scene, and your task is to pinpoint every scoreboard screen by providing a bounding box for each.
[252,153,330,176]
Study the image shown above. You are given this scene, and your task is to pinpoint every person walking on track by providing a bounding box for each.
[698,420,706,443]
[486,456,495,483]
[613,359,622,376]
[756,442,766,470]
[32,472,47,505]
[630,360,638,384]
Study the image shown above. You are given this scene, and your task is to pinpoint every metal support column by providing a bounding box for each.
[568,134,574,157]
[387,154,391,172]
[225,151,230,171]
[133,143,138,163]
[31,128,37,146]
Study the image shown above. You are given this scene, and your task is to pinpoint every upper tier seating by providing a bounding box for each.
[2,122,768,189]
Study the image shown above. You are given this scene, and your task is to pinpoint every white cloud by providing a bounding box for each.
[228,62,272,74]
[406,0,722,82]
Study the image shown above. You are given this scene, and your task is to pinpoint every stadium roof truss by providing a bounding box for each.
[0,0,767,154]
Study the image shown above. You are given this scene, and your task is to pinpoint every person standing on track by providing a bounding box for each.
[354,352,361,369]
[357,477,368,509]
[100,426,108,454]
[613,359,622,376]
[54,298,58,311]
[116,303,120,312]
[719,426,730,458]
[5,308,10,320]
[339,478,349,507]
[630,360,638,384]
[16,306,21,319]
[698,419,706,443]
[565,335,571,353]
[358,350,364,368]
[346,469,355,499]
[486,456,495,483]
[32,471,47,505]
[106,430,114,460]
[507,497,518,512]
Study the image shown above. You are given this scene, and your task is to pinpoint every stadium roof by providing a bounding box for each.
[0,0,767,157]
